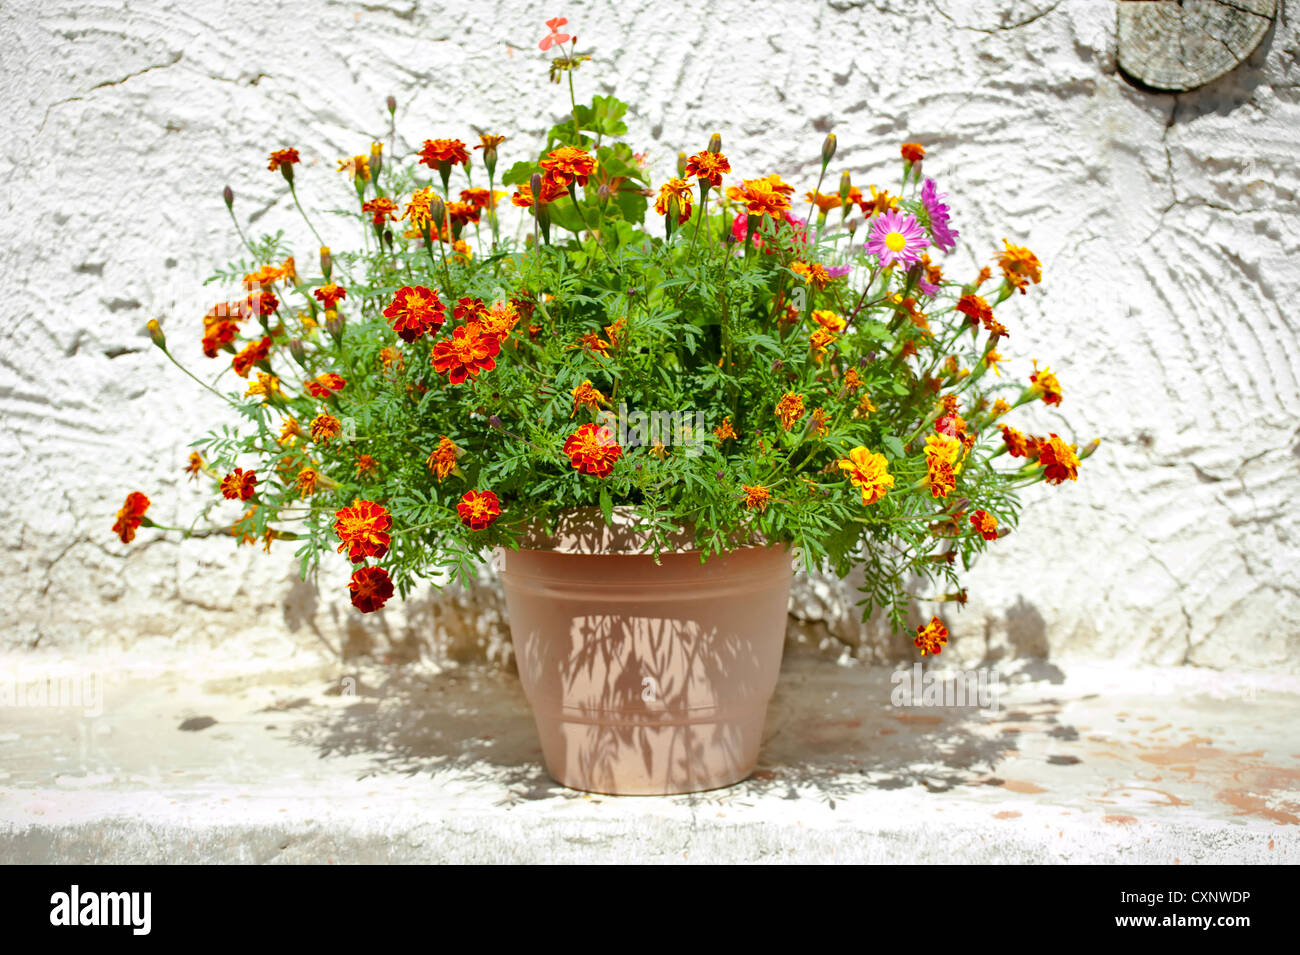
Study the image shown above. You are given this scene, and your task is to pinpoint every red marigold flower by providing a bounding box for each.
[245,289,279,320]
[570,380,607,417]
[1037,433,1080,485]
[383,285,446,343]
[418,138,470,168]
[955,294,993,328]
[914,616,948,657]
[564,423,623,478]
[1029,360,1063,406]
[655,177,694,225]
[361,197,400,226]
[540,146,596,188]
[306,372,347,398]
[111,491,151,543]
[454,297,490,323]
[267,148,300,171]
[684,150,730,188]
[1000,424,1037,459]
[231,337,272,378]
[311,413,343,443]
[970,509,999,541]
[201,318,239,358]
[314,283,346,309]
[334,499,392,563]
[220,467,257,501]
[460,187,500,210]
[900,142,926,163]
[431,323,501,384]
[184,452,203,481]
[457,489,503,530]
[510,176,567,208]
[349,565,394,613]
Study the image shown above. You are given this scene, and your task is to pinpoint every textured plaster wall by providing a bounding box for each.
[1,0,1298,669]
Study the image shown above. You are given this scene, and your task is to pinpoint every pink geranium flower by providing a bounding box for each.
[865,209,928,269]
[539,17,571,51]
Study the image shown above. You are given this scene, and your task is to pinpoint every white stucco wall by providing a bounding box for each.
[2,0,1297,669]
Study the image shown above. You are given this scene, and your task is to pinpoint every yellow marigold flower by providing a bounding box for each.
[809,327,837,356]
[338,154,371,181]
[741,484,771,512]
[570,380,607,417]
[649,441,668,459]
[403,186,440,230]
[811,310,846,334]
[914,616,949,657]
[998,239,1042,293]
[970,509,999,541]
[985,349,1003,376]
[854,393,877,418]
[295,468,319,497]
[791,260,831,290]
[1029,360,1063,405]
[991,398,1011,417]
[837,446,893,506]
[1037,433,1080,485]
[775,392,805,430]
[925,432,962,499]
[654,177,694,225]
[860,185,898,217]
[427,436,460,482]
[311,413,342,444]
[245,372,281,402]
[713,416,738,443]
[810,407,830,438]
[279,416,303,446]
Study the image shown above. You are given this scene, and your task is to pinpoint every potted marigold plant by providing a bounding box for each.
[114,15,1095,795]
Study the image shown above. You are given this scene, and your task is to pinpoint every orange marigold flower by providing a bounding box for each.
[811,310,846,334]
[855,393,877,418]
[741,484,771,512]
[295,468,319,497]
[1037,433,1080,485]
[655,177,694,224]
[564,423,623,478]
[714,416,738,443]
[970,510,999,541]
[837,446,893,506]
[426,436,460,482]
[991,398,1011,417]
[725,174,793,217]
[112,491,151,543]
[540,146,596,188]
[809,327,838,356]
[810,407,831,438]
[337,155,370,181]
[457,489,502,531]
[446,200,480,227]
[378,347,404,373]
[843,368,863,393]
[1000,425,1038,459]
[569,331,611,357]
[243,263,285,289]
[998,239,1042,293]
[775,392,805,430]
[184,451,204,481]
[570,380,607,417]
[920,252,943,289]
[460,187,501,210]
[231,337,271,378]
[220,467,257,501]
[383,285,446,343]
[431,323,501,384]
[267,148,300,171]
[510,176,567,208]
[418,138,470,168]
[791,260,830,290]
[806,190,841,214]
[1029,360,1063,406]
[334,499,391,563]
[901,142,926,163]
[311,413,342,443]
[914,616,948,657]
[201,317,239,358]
[474,133,507,152]
[684,150,730,188]
[955,294,992,328]
[355,454,378,477]
[362,196,400,226]
[279,416,303,446]
[306,372,347,398]
[349,565,394,613]
[314,283,346,309]
[477,300,521,341]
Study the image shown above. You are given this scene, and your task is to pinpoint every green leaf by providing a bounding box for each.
[883,435,906,460]
[599,485,614,524]
[500,160,537,187]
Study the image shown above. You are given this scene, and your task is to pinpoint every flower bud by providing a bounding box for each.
[279,161,294,187]
[715,470,724,480]
[488,414,503,430]
[222,185,234,210]
[838,170,852,203]
[529,172,544,205]
[320,246,332,281]
[707,133,722,154]
[847,218,858,239]
[597,183,611,203]
[771,359,783,372]
[288,338,307,366]
[386,95,397,114]
[369,141,383,179]
[677,151,687,177]
[325,311,343,339]
[428,194,446,228]
[146,319,166,349]
[1079,438,1102,460]
[821,132,837,167]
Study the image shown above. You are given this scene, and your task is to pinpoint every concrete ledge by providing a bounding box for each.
[1,652,1297,863]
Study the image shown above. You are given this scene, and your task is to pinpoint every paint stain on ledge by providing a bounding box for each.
[994,810,1022,819]
[1104,814,1138,826]
[1000,779,1049,795]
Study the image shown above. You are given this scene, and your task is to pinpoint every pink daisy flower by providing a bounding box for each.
[920,178,959,253]
[865,209,928,269]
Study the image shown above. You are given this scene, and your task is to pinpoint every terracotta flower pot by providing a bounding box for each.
[498,509,793,795]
